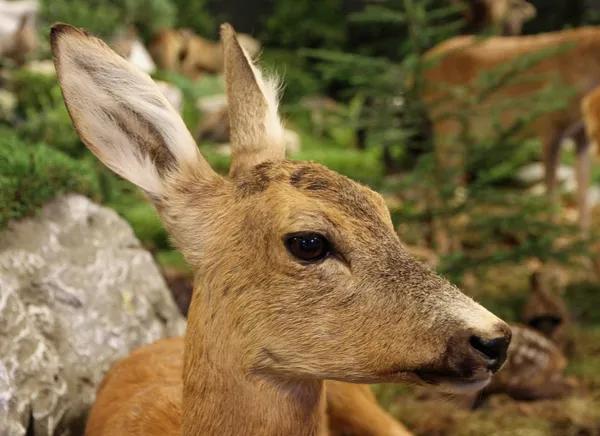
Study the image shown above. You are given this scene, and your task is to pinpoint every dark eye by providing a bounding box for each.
[286,233,331,263]
[178,47,188,62]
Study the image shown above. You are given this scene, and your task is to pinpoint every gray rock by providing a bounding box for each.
[0,195,186,436]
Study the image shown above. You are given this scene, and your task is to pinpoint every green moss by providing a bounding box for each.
[155,250,191,274]
[0,130,101,229]
[11,70,85,156]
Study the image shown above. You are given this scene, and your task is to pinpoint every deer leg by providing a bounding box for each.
[542,128,564,224]
[574,128,591,237]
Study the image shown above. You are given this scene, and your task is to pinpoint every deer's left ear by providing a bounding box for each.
[220,23,285,178]
[50,23,217,198]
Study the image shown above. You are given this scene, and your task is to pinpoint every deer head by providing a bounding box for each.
[51,22,510,396]
[487,0,537,35]
[455,0,536,36]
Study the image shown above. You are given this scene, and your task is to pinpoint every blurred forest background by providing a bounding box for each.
[2,0,600,434]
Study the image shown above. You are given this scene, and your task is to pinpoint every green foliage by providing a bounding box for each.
[170,0,216,38]
[40,0,176,39]
[295,144,384,188]
[0,130,101,229]
[261,0,347,50]
[11,70,84,156]
[111,200,170,250]
[156,250,191,274]
[313,0,590,283]
[260,50,323,104]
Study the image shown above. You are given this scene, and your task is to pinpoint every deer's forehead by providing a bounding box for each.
[234,160,391,229]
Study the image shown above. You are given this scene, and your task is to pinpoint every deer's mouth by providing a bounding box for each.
[415,370,492,393]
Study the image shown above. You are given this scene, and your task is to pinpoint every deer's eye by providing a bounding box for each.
[178,47,188,62]
[286,233,330,263]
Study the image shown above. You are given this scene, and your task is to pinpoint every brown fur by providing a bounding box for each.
[87,338,413,436]
[0,13,38,66]
[51,22,511,436]
[422,27,600,252]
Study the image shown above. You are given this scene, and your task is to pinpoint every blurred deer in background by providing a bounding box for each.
[452,0,537,36]
[149,27,261,80]
[51,22,511,436]
[422,26,600,253]
[0,13,38,66]
[355,0,535,161]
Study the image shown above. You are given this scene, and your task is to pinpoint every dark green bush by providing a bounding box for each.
[170,0,216,38]
[40,0,176,40]
[260,0,347,50]
[259,50,323,104]
[0,130,101,229]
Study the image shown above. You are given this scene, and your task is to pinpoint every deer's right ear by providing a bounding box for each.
[50,23,216,198]
[221,23,285,177]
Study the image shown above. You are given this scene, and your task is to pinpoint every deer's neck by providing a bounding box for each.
[181,288,328,436]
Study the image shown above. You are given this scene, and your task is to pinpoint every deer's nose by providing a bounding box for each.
[469,329,511,373]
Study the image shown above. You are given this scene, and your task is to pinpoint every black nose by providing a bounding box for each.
[470,333,511,373]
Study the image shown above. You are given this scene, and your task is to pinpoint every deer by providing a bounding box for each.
[148,27,261,80]
[420,323,579,408]
[451,0,537,36]
[355,0,535,157]
[480,324,579,402]
[420,26,600,253]
[522,267,574,355]
[0,12,38,66]
[50,22,511,436]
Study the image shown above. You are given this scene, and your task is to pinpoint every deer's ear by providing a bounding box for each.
[220,23,285,177]
[50,23,215,197]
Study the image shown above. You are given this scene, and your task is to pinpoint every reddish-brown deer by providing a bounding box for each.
[422,26,600,253]
[51,22,511,436]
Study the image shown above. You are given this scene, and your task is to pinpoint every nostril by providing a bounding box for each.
[469,334,510,373]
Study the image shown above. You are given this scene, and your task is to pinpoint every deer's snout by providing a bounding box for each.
[467,325,512,373]
[415,314,512,391]
[445,321,512,377]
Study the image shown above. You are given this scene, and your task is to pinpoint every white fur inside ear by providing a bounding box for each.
[56,32,199,195]
[242,48,285,144]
